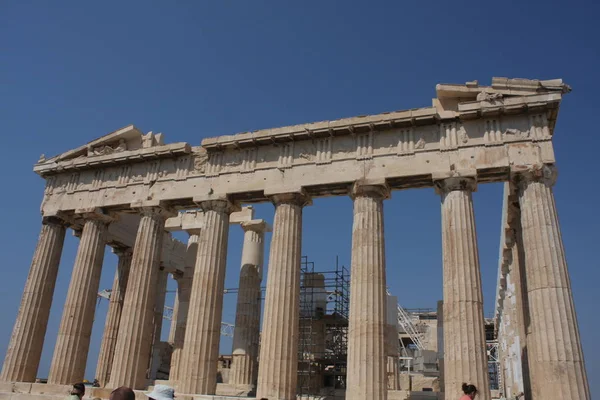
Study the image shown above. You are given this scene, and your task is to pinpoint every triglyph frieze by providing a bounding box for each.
[35,78,566,216]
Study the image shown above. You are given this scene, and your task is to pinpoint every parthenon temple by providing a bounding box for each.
[0,77,590,400]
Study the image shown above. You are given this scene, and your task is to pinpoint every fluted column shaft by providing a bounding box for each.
[346,183,389,400]
[497,185,529,398]
[256,192,308,400]
[1,218,66,382]
[168,292,179,344]
[152,269,169,348]
[169,232,199,382]
[179,201,233,395]
[386,355,399,390]
[436,177,490,400]
[108,208,167,389]
[95,248,133,387]
[386,295,399,391]
[230,220,267,388]
[516,165,590,400]
[148,268,169,380]
[48,217,109,384]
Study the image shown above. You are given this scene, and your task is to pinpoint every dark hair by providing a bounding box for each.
[72,383,85,396]
[110,386,135,400]
[462,383,477,394]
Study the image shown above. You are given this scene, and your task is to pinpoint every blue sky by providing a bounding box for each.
[1,0,599,396]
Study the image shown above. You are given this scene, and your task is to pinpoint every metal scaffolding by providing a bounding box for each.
[486,319,502,392]
[298,256,350,399]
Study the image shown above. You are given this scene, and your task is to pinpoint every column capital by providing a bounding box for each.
[171,270,184,281]
[74,207,116,224]
[241,219,272,234]
[130,200,177,219]
[434,175,477,194]
[111,246,133,258]
[185,228,202,237]
[198,199,240,214]
[350,180,390,200]
[72,215,111,238]
[266,188,311,207]
[42,215,68,227]
[511,163,557,188]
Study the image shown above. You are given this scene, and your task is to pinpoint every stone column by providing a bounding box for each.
[179,200,235,395]
[95,247,133,387]
[346,182,389,400]
[435,176,490,400]
[436,300,445,393]
[386,294,399,391]
[168,292,179,344]
[386,356,399,390]
[230,220,268,389]
[169,231,198,382]
[256,191,309,400]
[149,267,169,380]
[497,183,528,398]
[48,214,110,384]
[108,207,169,389]
[1,217,67,383]
[515,165,590,400]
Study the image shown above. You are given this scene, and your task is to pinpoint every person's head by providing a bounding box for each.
[110,387,135,400]
[146,385,174,400]
[71,383,85,399]
[462,383,478,399]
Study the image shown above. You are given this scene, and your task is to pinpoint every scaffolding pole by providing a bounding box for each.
[298,256,350,399]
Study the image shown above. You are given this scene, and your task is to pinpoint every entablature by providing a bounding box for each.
[33,77,568,216]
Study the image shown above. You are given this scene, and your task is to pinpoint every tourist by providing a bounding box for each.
[460,383,477,399]
[146,385,175,400]
[68,383,85,400]
[110,387,135,400]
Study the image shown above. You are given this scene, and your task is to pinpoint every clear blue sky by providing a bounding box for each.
[1,0,598,396]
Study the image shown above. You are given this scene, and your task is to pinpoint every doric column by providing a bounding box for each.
[435,176,490,400]
[108,206,170,389]
[1,217,67,382]
[437,300,445,393]
[386,295,399,391]
[229,220,269,388]
[168,292,179,344]
[514,165,590,400]
[346,182,389,400]
[153,268,169,346]
[48,213,111,384]
[95,247,133,387]
[179,200,236,395]
[169,231,199,382]
[148,267,169,380]
[497,183,529,398]
[386,356,399,390]
[256,191,310,400]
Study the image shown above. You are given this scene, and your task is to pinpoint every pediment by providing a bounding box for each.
[39,125,165,164]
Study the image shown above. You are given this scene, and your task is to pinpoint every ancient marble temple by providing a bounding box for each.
[0,77,590,400]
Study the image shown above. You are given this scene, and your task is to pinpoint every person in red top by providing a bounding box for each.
[460,383,478,399]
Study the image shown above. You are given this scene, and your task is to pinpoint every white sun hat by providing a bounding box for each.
[146,385,175,400]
